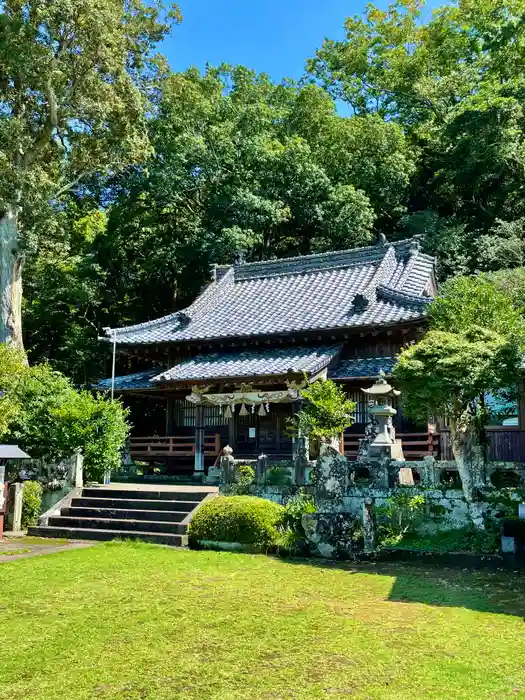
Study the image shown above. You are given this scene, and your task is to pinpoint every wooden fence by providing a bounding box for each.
[439,427,525,463]
[343,431,439,461]
[130,433,221,460]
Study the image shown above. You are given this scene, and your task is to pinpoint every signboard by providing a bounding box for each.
[248,428,256,439]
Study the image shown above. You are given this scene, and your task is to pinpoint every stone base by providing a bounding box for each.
[206,467,222,485]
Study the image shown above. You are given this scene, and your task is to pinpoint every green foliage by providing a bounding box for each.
[265,466,293,489]
[429,276,525,341]
[0,343,25,435]
[290,378,355,441]
[374,491,426,546]
[307,0,525,275]
[274,526,303,556]
[222,464,255,496]
[394,277,525,429]
[394,328,521,425]
[394,526,500,555]
[0,0,179,230]
[21,481,42,530]
[188,496,284,547]
[0,346,129,482]
[281,490,316,537]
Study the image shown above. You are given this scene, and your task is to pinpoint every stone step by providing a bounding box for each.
[48,516,187,535]
[63,507,189,522]
[28,526,187,547]
[81,488,207,502]
[71,497,198,512]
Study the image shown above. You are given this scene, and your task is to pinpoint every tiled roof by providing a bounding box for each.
[154,345,341,383]
[329,356,397,380]
[95,368,160,391]
[95,351,398,390]
[103,238,435,346]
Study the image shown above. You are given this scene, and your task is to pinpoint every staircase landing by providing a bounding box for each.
[29,484,218,547]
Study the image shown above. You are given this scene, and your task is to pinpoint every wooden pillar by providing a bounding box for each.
[165,396,174,436]
[228,413,236,453]
[518,381,525,429]
[194,404,205,477]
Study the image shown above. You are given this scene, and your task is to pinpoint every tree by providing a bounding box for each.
[393,276,525,523]
[0,0,180,346]
[289,379,355,443]
[429,275,525,339]
[92,66,416,332]
[307,0,525,274]
[0,343,129,481]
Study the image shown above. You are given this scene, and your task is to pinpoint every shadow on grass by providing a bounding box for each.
[279,555,525,619]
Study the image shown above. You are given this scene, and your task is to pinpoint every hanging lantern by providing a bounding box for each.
[239,403,249,416]
[258,403,266,417]
[224,405,233,419]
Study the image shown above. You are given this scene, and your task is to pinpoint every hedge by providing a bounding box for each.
[189,496,284,547]
[21,481,42,529]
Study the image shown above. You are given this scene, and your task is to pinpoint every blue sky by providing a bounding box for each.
[163,0,444,82]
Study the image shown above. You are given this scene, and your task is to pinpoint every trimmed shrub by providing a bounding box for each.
[21,481,43,529]
[189,496,284,547]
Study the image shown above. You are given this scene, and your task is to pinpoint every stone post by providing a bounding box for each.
[69,450,84,488]
[5,482,24,532]
[421,455,438,488]
[363,497,376,553]
[220,445,235,485]
[255,453,268,485]
[312,442,349,511]
[293,435,309,486]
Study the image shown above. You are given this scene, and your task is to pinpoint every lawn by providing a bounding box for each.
[0,544,524,700]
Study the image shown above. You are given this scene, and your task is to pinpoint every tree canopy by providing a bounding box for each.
[393,275,525,512]
[3,0,525,395]
[0,0,180,345]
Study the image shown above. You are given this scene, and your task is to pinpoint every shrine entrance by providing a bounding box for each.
[234,403,294,458]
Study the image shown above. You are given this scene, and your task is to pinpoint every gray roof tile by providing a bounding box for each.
[329,356,397,380]
[96,368,160,391]
[104,238,435,346]
[154,345,341,383]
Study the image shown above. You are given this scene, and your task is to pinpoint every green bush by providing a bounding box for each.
[265,466,292,488]
[222,464,255,495]
[21,481,42,529]
[189,496,284,547]
[0,354,130,482]
[393,525,500,554]
[288,378,355,440]
[374,490,426,546]
[282,490,316,536]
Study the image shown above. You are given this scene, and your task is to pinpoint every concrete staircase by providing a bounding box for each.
[29,487,214,546]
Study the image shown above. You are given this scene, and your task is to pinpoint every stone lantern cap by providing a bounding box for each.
[361,370,400,397]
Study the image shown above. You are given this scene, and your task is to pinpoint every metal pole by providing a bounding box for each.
[111,329,117,401]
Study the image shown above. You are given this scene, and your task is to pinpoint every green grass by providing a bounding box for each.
[0,543,524,700]
[0,548,31,556]
[3,536,69,546]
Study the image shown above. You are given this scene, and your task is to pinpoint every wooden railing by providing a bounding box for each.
[343,431,439,461]
[130,433,221,460]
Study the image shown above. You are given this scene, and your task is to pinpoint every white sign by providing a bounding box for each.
[248,428,256,438]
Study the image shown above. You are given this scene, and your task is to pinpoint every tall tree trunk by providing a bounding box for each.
[0,206,23,348]
[450,412,485,529]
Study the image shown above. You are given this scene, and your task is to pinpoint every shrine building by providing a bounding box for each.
[97,237,439,478]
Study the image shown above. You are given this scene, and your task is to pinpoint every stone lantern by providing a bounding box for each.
[361,371,404,461]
